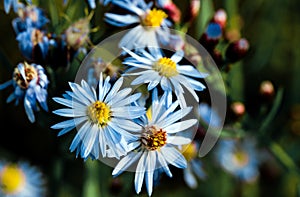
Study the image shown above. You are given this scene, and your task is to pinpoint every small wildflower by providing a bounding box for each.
[104,0,172,50]
[122,47,208,107]
[51,72,145,159]
[0,161,46,197]
[212,9,227,29]
[199,22,223,50]
[0,62,49,123]
[112,89,197,196]
[215,138,261,183]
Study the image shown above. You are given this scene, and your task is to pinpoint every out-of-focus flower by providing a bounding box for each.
[199,22,223,50]
[225,38,249,63]
[183,0,200,23]
[65,16,91,51]
[104,0,172,50]
[86,57,121,87]
[112,89,197,196]
[12,5,49,35]
[215,138,260,183]
[160,0,181,23]
[259,80,275,100]
[122,47,207,107]
[230,101,245,119]
[212,9,227,29]
[0,62,49,123]
[167,34,185,51]
[180,141,206,189]
[51,72,145,159]
[16,28,49,62]
[0,161,46,197]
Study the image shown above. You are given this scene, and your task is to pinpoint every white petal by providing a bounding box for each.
[167,136,192,145]
[164,119,197,133]
[156,107,192,128]
[177,65,208,78]
[183,166,198,189]
[161,146,187,169]
[170,50,184,63]
[135,152,147,194]
[112,151,143,176]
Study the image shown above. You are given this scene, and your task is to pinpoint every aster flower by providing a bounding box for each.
[51,72,145,159]
[180,141,206,189]
[12,4,49,35]
[215,138,260,183]
[0,62,49,123]
[16,27,49,62]
[104,0,172,50]
[112,89,197,196]
[0,160,46,197]
[122,47,208,107]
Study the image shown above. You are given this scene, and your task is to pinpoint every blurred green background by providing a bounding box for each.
[0,0,300,196]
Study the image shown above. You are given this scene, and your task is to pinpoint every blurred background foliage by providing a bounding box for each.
[0,0,300,196]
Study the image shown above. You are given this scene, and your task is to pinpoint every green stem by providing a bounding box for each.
[83,159,101,197]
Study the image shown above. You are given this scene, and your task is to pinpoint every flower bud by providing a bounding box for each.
[259,80,275,100]
[184,0,201,23]
[199,22,222,50]
[225,38,249,63]
[212,9,227,29]
[230,101,245,119]
[162,2,181,23]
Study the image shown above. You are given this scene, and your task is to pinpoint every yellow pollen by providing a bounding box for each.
[87,101,111,127]
[13,62,38,89]
[153,57,178,77]
[142,125,167,151]
[0,165,25,194]
[181,143,197,162]
[232,150,249,168]
[142,9,167,27]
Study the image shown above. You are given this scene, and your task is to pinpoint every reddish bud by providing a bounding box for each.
[225,38,249,63]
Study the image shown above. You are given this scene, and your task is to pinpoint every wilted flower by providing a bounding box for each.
[0,62,49,123]
[112,89,197,196]
[104,0,172,50]
[16,27,49,62]
[51,73,145,159]
[0,161,46,197]
[122,47,207,107]
[65,15,91,51]
[12,4,49,34]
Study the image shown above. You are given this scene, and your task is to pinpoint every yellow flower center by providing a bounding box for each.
[13,62,38,89]
[87,101,111,127]
[232,150,249,168]
[142,9,167,27]
[0,165,25,194]
[181,143,198,162]
[153,57,178,77]
[142,125,167,151]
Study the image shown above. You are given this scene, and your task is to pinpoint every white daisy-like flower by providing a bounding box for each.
[0,160,46,197]
[112,89,197,196]
[122,47,208,107]
[51,72,145,159]
[104,0,172,50]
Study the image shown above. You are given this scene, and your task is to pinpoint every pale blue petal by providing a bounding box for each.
[105,13,139,27]
[161,146,187,169]
[167,136,192,145]
[112,151,143,176]
[183,166,198,189]
[156,107,192,128]
[164,119,197,133]
[134,152,147,194]
[122,47,153,65]
[82,124,98,158]
[177,65,208,78]
[53,108,86,117]
[104,77,124,103]
[155,100,179,124]
[69,121,90,152]
[170,50,184,63]
[157,152,172,177]
[0,80,12,90]
[24,96,35,123]
[145,151,155,196]
[112,92,141,108]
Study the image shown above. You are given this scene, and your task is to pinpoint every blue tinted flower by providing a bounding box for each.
[180,141,206,189]
[12,5,49,34]
[16,28,49,62]
[0,62,49,123]
[112,89,197,196]
[215,138,260,183]
[51,73,145,160]
[0,160,46,197]
[104,0,172,50]
[122,47,208,107]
